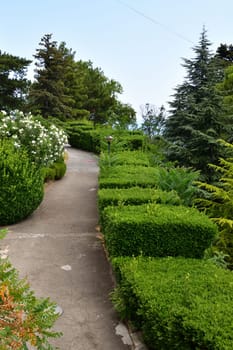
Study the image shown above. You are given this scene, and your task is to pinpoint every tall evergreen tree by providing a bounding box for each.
[164,28,226,180]
[28,34,74,119]
[0,51,31,112]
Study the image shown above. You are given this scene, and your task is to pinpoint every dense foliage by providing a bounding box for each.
[195,140,233,268]
[0,51,31,112]
[28,33,136,126]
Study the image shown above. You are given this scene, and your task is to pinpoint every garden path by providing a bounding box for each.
[2,148,131,350]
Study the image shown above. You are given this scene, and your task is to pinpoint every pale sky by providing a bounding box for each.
[1,1,233,123]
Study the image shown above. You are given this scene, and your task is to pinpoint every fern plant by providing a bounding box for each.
[195,140,233,268]
[157,166,200,206]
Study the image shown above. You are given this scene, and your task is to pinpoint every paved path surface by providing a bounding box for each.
[1,148,131,350]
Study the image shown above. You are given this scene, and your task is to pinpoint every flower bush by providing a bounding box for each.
[0,110,68,167]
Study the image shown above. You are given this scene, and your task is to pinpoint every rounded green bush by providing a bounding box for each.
[42,160,67,182]
[0,140,44,225]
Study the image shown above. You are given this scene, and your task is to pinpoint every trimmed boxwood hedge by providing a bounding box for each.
[100,150,150,167]
[99,165,160,189]
[117,134,144,150]
[67,123,146,154]
[102,203,217,258]
[112,256,233,350]
[98,187,181,213]
[68,129,101,153]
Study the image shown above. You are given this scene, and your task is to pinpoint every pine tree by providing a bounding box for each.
[164,28,226,181]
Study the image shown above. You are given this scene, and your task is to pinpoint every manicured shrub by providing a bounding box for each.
[99,150,150,168]
[67,128,101,153]
[0,254,61,349]
[99,165,160,189]
[117,134,144,150]
[68,131,81,149]
[0,140,44,225]
[112,256,233,350]
[51,160,67,180]
[42,167,56,181]
[98,187,181,214]
[102,203,217,258]
[42,159,67,181]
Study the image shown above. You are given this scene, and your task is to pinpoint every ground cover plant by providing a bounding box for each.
[102,203,217,258]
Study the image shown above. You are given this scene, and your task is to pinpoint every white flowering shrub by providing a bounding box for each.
[0,110,68,167]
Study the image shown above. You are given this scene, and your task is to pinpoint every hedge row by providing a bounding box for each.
[71,128,223,348]
[112,256,233,350]
[99,165,160,189]
[98,187,181,211]
[100,150,151,167]
[66,123,145,153]
[68,129,101,153]
[102,203,217,258]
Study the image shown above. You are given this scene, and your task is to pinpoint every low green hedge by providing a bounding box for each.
[100,150,150,167]
[98,187,181,214]
[99,165,160,189]
[117,134,144,150]
[66,124,145,154]
[102,203,217,258]
[112,256,233,350]
[42,160,67,181]
[68,129,101,153]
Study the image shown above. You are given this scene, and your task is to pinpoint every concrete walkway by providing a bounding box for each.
[1,148,131,350]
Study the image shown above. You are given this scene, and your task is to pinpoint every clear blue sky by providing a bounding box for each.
[1,0,233,123]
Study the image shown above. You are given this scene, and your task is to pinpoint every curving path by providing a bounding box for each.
[1,148,131,350]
